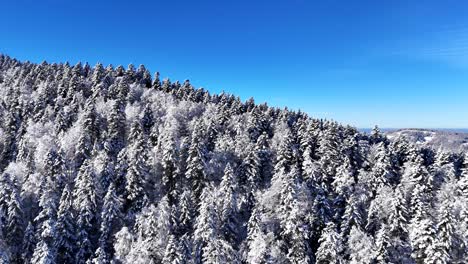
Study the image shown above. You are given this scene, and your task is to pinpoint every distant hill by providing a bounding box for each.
[385,128,468,152]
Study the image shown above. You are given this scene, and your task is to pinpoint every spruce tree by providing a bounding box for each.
[55,184,77,263]
[125,122,150,214]
[97,183,123,260]
[5,178,24,260]
[193,186,218,264]
[218,163,240,246]
[185,122,207,200]
[73,160,99,263]
[21,221,35,263]
[315,222,343,264]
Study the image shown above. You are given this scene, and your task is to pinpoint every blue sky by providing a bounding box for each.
[1,0,468,128]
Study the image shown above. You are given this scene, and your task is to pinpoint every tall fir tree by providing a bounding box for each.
[73,160,99,263]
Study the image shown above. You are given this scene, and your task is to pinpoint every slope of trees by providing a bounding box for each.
[0,54,467,263]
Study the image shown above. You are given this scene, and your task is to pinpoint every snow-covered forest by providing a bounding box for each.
[0,54,467,264]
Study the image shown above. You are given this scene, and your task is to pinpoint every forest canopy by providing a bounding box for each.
[0,54,466,264]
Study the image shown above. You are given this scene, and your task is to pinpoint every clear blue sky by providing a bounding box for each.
[2,0,468,128]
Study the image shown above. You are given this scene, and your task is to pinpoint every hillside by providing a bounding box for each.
[385,129,468,152]
[0,54,467,263]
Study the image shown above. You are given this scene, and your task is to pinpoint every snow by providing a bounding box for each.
[0,54,466,263]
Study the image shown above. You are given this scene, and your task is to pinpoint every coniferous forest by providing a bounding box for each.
[0,54,467,264]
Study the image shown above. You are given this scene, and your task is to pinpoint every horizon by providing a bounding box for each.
[2,0,468,128]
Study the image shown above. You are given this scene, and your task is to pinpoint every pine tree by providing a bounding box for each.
[55,184,77,263]
[31,240,56,264]
[273,129,296,178]
[5,178,24,259]
[218,164,240,246]
[105,99,126,157]
[91,62,105,87]
[202,237,240,264]
[246,207,267,263]
[0,210,10,264]
[141,103,154,135]
[347,225,374,264]
[332,155,355,198]
[409,184,436,264]
[75,101,97,169]
[434,198,454,263]
[370,142,396,191]
[185,123,207,200]
[21,221,35,263]
[193,186,218,264]
[240,144,261,192]
[315,222,343,264]
[113,226,133,264]
[97,183,123,261]
[132,197,173,262]
[341,192,364,241]
[42,149,66,195]
[373,224,390,264]
[73,160,99,263]
[91,246,109,264]
[370,125,384,144]
[276,165,311,263]
[152,71,162,90]
[33,187,58,264]
[177,189,195,236]
[96,152,116,195]
[161,135,179,203]
[317,123,341,187]
[162,235,185,264]
[125,122,150,213]
[389,187,409,239]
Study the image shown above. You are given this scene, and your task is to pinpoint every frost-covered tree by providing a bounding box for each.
[32,189,58,264]
[73,160,99,263]
[347,225,374,264]
[125,122,150,213]
[55,184,76,263]
[218,163,240,246]
[75,101,97,169]
[113,226,133,263]
[162,235,185,264]
[105,99,126,156]
[185,122,207,200]
[5,178,24,260]
[193,186,219,264]
[161,135,179,203]
[21,221,35,263]
[0,54,465,263]
[96,183,123,261]
[316,222,343,264]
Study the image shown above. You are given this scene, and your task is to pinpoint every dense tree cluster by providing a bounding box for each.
[0,54,467,263]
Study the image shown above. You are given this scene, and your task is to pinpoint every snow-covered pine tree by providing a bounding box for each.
[315,222,343,264]
[75,101,97,169]
[125,121,150,214]
[218,163,240,246]
[185,121,207,200]
[5,177,24,261]
[0,54,465,263]
[73,160,99,263]
[55,184,77,263]
[21,221,35,263]
[161,134,179,204]
[95,182,123,261]
[193,186,219,264]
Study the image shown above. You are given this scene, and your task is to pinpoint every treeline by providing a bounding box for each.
[0,54,467,263]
